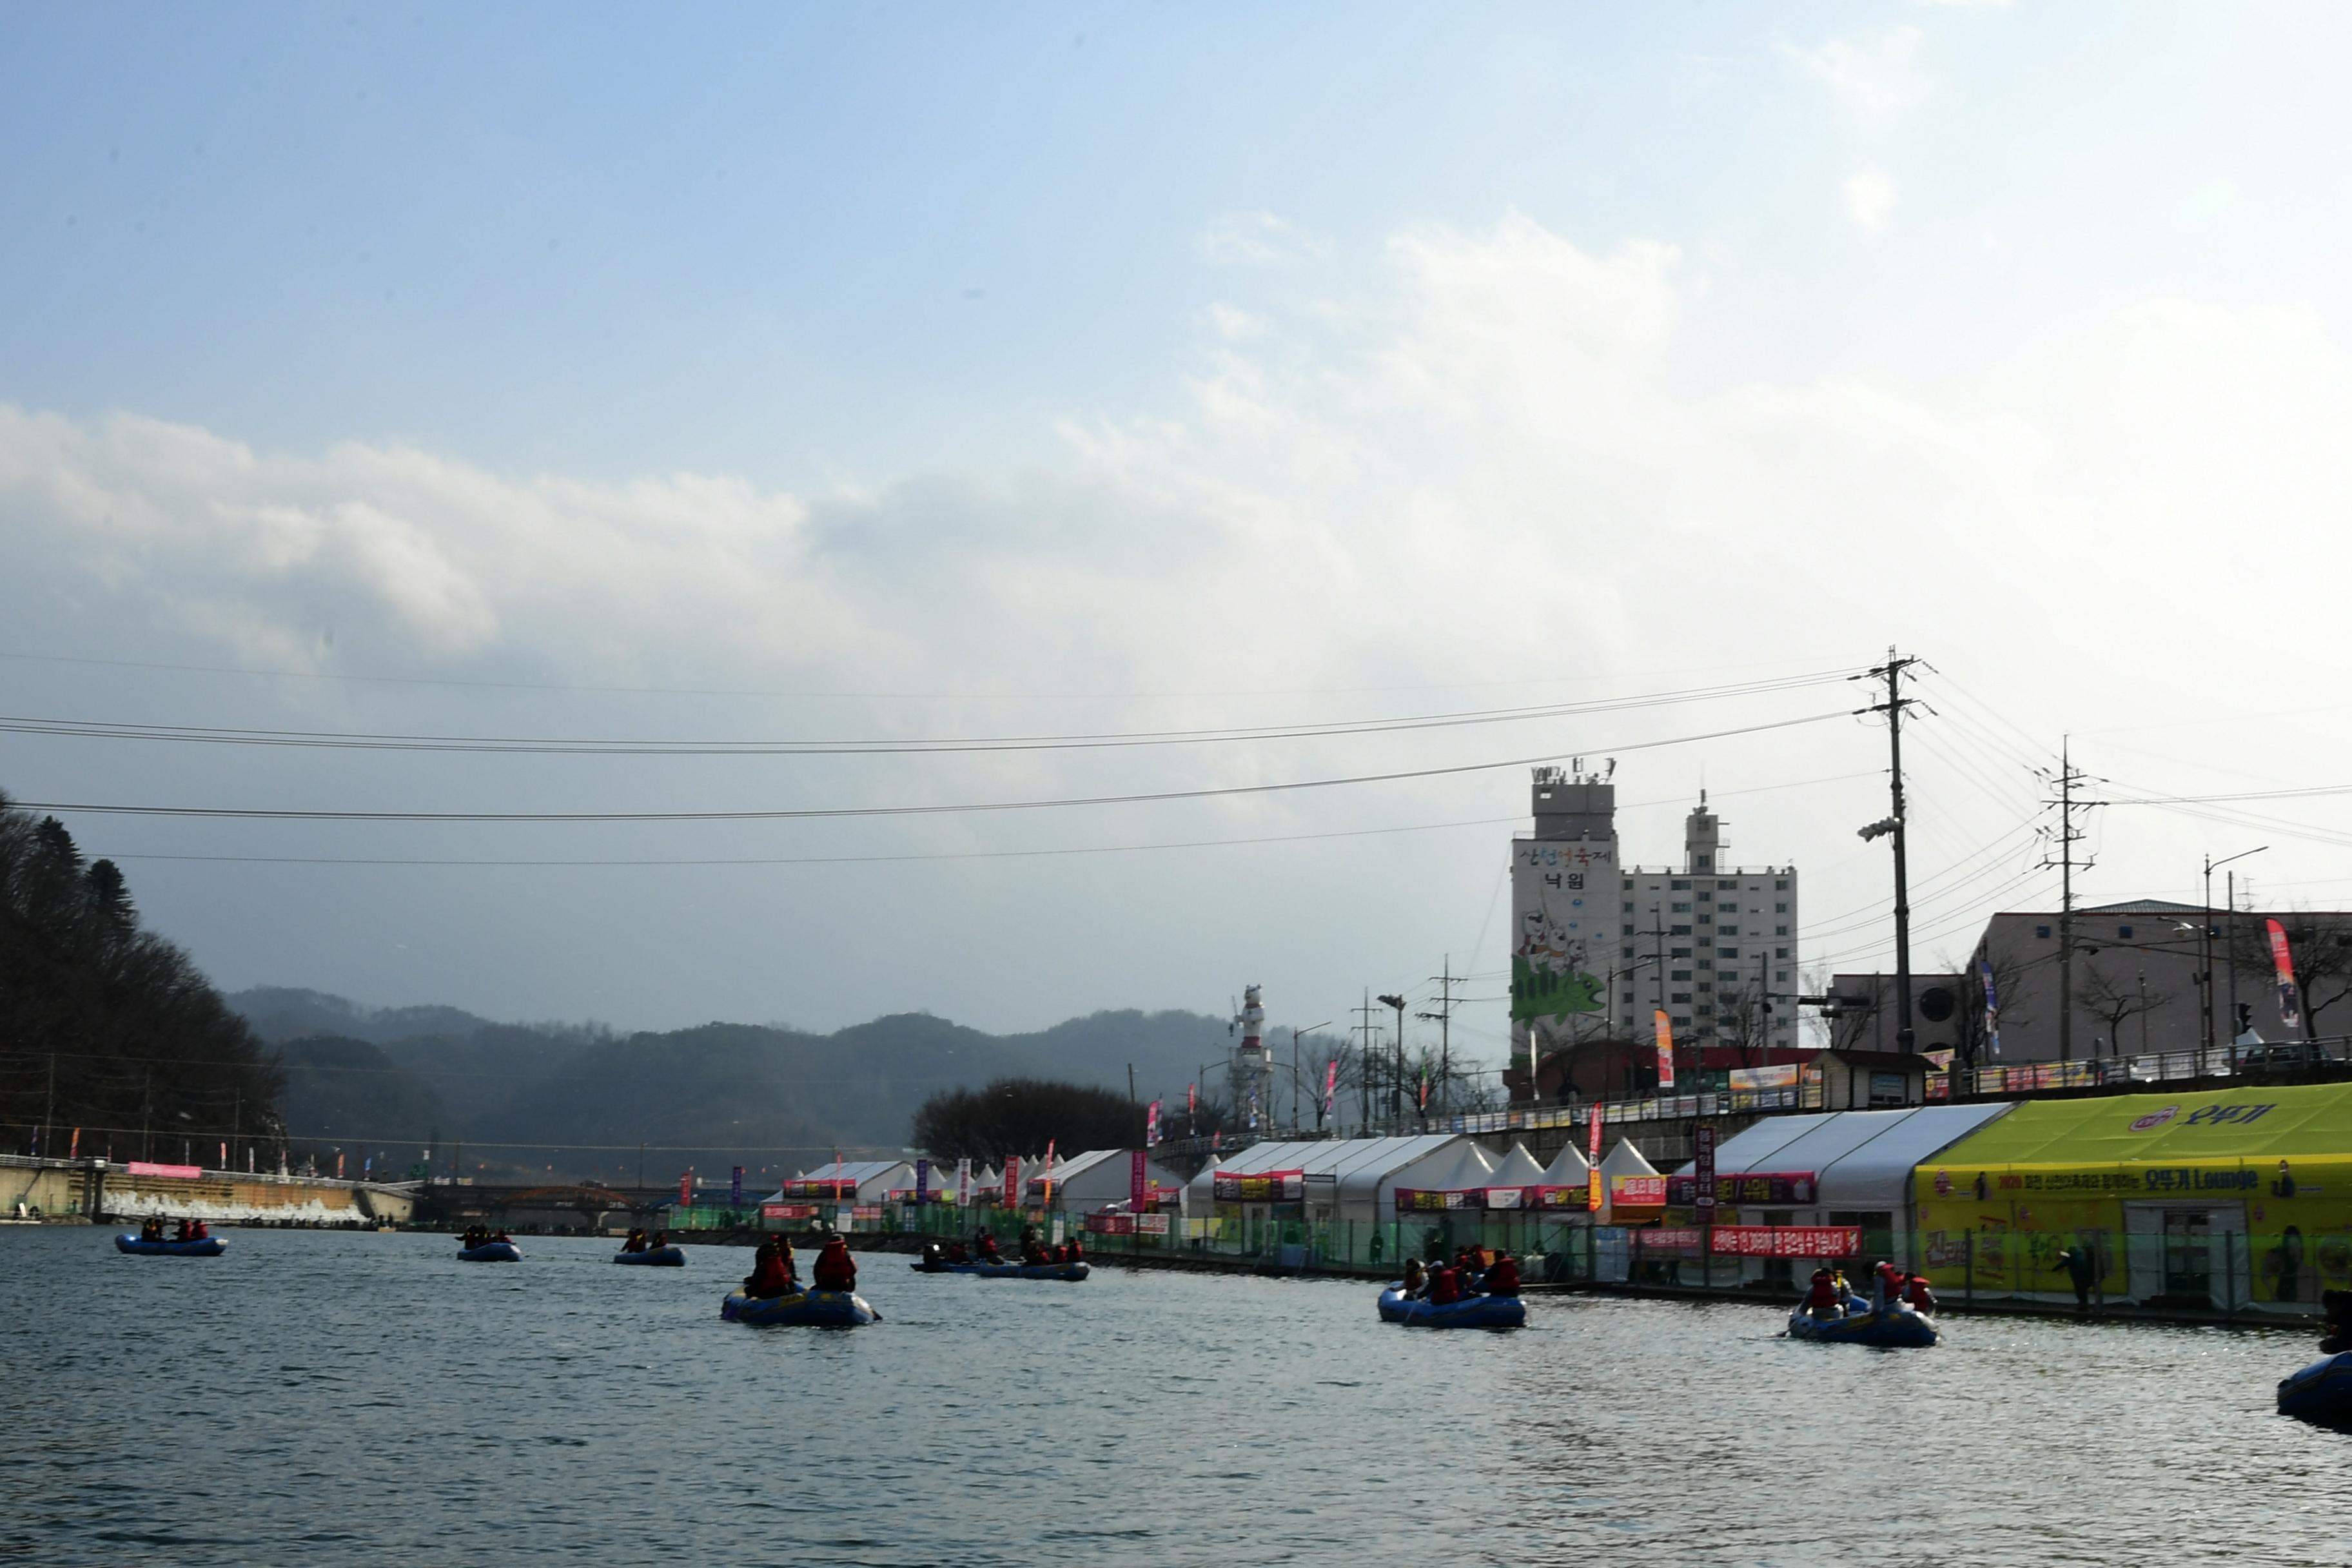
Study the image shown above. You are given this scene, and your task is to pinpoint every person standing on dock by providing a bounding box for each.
[2056,1242,2097,1314]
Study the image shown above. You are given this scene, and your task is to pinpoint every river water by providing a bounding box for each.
[4,1228,2342,1566]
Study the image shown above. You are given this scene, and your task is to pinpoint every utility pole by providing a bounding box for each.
[1127,1063,1137,1104]
[1858,650,1921,1051]
[1353,991,1380,1131]
[43,1054,55,1159]
[1420,958,1457,1118]
[2039,740,2099,1063]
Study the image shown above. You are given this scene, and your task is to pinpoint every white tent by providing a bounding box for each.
[1672,1103,2017,1232]
[767,1159,912,1204]
[1598,1140,1658,1181]
[1041,1148,1190,1213]
[1185,1134,1475,1224]
[1539,1143,1593,1184]
[1487,1143,1547,1188]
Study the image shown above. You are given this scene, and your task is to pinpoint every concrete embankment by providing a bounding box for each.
[0,1154,415,1227]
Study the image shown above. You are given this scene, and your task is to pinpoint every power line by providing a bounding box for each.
[12,709,1851,825]
[0,669,1863,758]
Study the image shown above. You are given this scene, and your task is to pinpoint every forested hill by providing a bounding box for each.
[239,987,1239,1182]
[0,792,282,1164]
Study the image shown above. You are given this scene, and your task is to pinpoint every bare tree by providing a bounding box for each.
[1714,972,1776,1068]
[2077,963,2173,1059]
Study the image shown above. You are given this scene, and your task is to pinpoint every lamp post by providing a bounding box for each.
[1377,994,1409,1131]
[2204,847,2266,1068]
[1289,1022,1331,1134]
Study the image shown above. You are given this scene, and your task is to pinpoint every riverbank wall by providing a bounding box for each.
[0,1154,416,1226]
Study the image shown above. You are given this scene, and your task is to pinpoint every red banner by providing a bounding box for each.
[1130,1149,1148,1208]
[1003,1156,1021,1209]
[1709,1225,1862,1258]
[1612,1175,1668,1207]
[1084,1211,1137,1235]
[1653,1009,1676,1091]
[1212,1168,1303,1202]
[678,1170,694,1206]
[124,1161,202,1180]
[761,1202,819,1220]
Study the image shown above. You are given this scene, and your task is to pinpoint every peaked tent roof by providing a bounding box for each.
[1539,1143,1593,1183]
[1386,1139,1497,1195]
[1182,1135,1465,1207]
[1488,1143,1547,1186]
[1599,1140,1658,1180]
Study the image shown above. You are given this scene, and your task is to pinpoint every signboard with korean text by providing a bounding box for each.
[1709,1225,1863,1258]
[1693,1126,1717,1224]
[1611,1174,1668,1208]
[1212,1168,1304,1202]
[1666,1170,1819,1206]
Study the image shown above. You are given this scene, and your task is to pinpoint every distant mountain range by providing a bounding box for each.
[233,986,1244,1184]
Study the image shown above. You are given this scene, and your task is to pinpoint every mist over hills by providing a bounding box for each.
[238,986,1241,1183]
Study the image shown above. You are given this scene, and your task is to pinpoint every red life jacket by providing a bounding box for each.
[813,1242,856,1291]
[1430,1268,1464,1306]
[747,1252,795,1298]
[1905,1277,1936,1311]
[1486,1259,1521,1297]
[1806,1273,1839,1308]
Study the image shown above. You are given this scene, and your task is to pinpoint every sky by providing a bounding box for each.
[7,3,2352,1068]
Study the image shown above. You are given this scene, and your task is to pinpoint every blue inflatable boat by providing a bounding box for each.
[613,1246,686,1267]
[1786,1297,1939,1348]
[458,1241,523,1262]
[910,1259,1090,1282]
[115,1233,226,1257]
[720,1288,879,1327]
[1377,1284,1525,1329]
[2277,1351,2352,1426]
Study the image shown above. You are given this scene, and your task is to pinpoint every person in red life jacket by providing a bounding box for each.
[1871,1260,1905,1314]
[743,1237,797,1300]
[945,1239,970,1264]
[1903,1273,1937,1315]
[975,1230,1003,1263]
[1485,1250,1522,1297]
[191,1220,209,1240]
[1428,1263,1465,1306]
[812,1232,857,1292]
[1063,1233,1083,1266]
[1804,1266,1844,1319]
[1019,1226,1050,1266]
[1400,1258,1427,1298]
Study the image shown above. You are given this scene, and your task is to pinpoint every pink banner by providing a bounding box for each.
[1003,1156,1021,1209]
[1709,1224,1862,1258]
[1130,1149,1148,1208]
[125,1161,202,1180]
[1085,1212,1137,1235]
[1653,1009,1676,1091]
[1612,1175,1668,1207]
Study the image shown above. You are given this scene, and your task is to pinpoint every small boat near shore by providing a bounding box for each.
[720,1288,879,1327]
[613,1246,686,1267]
[2277,1351,2352,1426]
[1376,1284,1525,1329]
[910,1259,1089,1282]
[458,1241,523,1262]
[1786,1298,1939,1348]
[115,1233,226,1257]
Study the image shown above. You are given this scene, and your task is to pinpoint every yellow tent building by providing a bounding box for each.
[1910,1083,2352,1313]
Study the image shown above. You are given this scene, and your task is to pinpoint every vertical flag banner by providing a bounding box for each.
[915,1157,931,1204]
[1653,1009,1677,1091]
[1146,1099,1162,1147]
[1417,1072,1429,1112]
[219,1141,228,1168]
[1248,1084,1259,1130]
[1042,1139,1057,1208]
[678,1169,694,1206]
[2268,918,2303,1028]
[1979,959,2003,1058]
[1587,1102,1605,1212]
[68,1127,79,1159]
[1188,1083,1197,1123]
[730,1166,745,1207]
[1003,1156,1020,1209]
[1322,1060,1338,1124]
[1130,1149,1148,1209]
[1694,1125,1717,1226]
[335,1151,345,1180]
[956,1156,973,1208]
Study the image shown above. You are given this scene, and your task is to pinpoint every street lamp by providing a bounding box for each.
[1377,994,1408,1130]
[2202,847,2267,1065]
[1290,1022,1332,1134]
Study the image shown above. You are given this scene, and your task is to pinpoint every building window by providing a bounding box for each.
[1671,946,1692,958]
[1720,925,1739,936]
[2036,924,2052,938]
[1775,925,1788,936]
[1696,959,1712,972]
[1695,855,1712,871]
[1623,900,1634,912]
[1672,925,1692,936]
[1671,901,1692,913]
[1671,879,1691,890]
[1775,879,1788,890]
[2119,925,2134,938]
[1774,902,1788,914]
[1673,1015,1692,1029]
[1719,946,1739,959]
[1622,992,1634,1004]
[1670,992,1691,1004]
[1670,970,1692,982]
[1718,901,1738,914]
[1697,981,1712,993]
[1622,947,1634,961]
[1775,946,1789,958]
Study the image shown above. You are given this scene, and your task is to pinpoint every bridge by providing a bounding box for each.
[411,1181,681,1232]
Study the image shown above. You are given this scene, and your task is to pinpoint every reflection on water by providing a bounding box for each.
[2,1229,2340,1566]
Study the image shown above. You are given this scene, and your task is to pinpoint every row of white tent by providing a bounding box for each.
[774,1102,2017,1246]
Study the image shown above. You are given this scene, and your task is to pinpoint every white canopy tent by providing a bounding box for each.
[767,1159,912,1204]
[1185,1135,1475,1224]
[1487,1143,1547,1188]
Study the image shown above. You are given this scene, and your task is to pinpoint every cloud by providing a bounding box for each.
[1196,210,1331,267]
[1781,28,1927,121]
[1845,168,1897,231]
